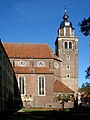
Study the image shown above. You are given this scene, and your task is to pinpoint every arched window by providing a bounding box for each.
[64,41,72,49]
[38,76,45,95]
[18,76,25,94]
[65,42,68,49]
[69,42,72,49]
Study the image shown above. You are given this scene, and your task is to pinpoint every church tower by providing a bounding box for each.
[55,7,78,96]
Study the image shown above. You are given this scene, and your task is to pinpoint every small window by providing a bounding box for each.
[66,65,70,70]
[66,74,70,78]
[54,62,59,68]
[37,61,45,67]
[18,61,26,67]
[66,55,70,60]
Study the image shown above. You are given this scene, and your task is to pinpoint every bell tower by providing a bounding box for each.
[55,7,78,95]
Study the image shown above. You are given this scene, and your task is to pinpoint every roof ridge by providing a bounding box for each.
[3,43,54,58]
[3,42,49,45]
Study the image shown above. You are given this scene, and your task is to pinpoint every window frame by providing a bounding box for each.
[36,61,45,67]
[18,75,25,95]
[66,74,70,79]
[38,75,45,96]
[64,41,73,49]
[66,65,70,70]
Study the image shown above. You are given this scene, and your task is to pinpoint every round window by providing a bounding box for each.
[54,62,59,68]
[36,61,45,67]
[18,61,26,67]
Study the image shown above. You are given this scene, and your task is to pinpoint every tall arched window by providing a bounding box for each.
[18,76,25,94]
[38,76,45,96]
[65,42,68,49]
[69,42,72,49]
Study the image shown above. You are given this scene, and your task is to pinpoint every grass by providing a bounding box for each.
[4,107,90,120]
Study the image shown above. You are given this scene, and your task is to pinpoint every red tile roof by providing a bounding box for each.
[14,67,54,74]
[2,43,60,60]
[53,80,74,93]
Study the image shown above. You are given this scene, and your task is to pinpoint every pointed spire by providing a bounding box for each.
[64,4,67,15]
[63,4,69,20]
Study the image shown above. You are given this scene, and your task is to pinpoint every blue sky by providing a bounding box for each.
[0,0,90,87]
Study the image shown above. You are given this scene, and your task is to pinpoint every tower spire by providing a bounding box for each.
[64,3,67,15]
[63,4,69,20]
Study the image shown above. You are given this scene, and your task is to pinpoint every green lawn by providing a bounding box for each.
[6,108,90,120]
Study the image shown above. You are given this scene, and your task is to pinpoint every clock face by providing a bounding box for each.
[36,61,45,67]
[54,62,59,68]
[65,22,70,26]
[18,61,26,67]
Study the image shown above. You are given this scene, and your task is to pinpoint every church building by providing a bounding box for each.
[3,8,78,108]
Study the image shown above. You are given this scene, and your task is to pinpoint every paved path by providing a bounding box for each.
[17,109,25,112]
